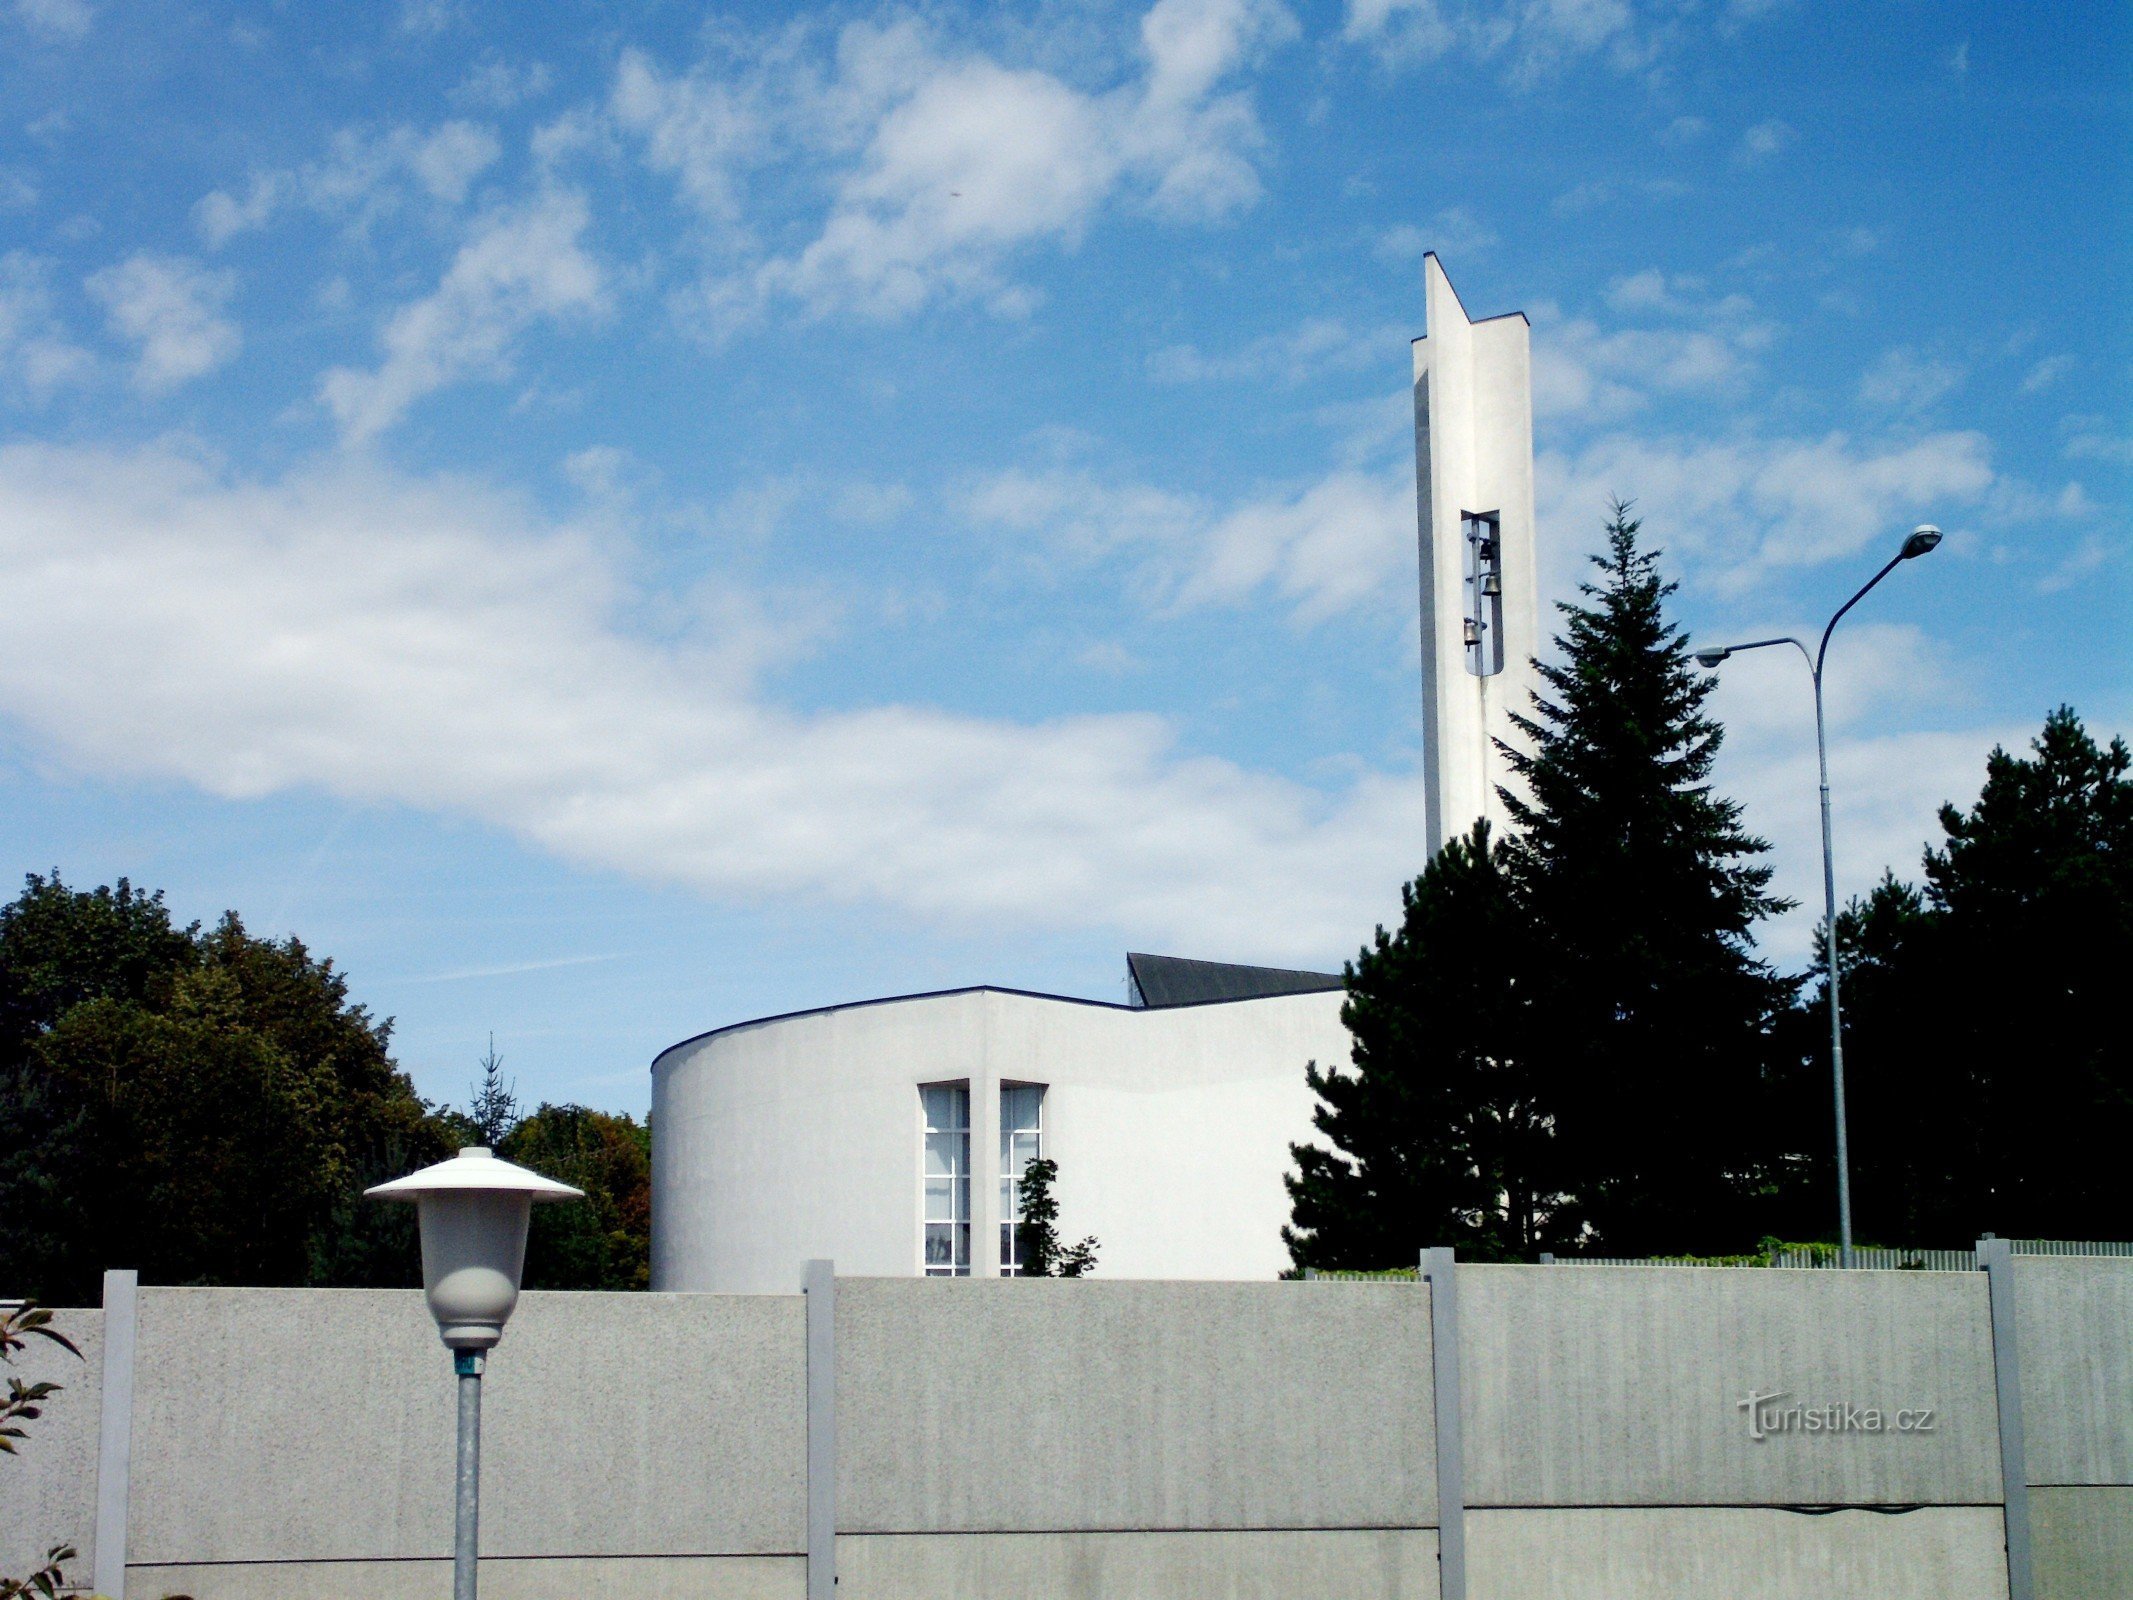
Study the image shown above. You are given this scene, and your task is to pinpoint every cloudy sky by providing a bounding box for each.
[1,0,2125,1114]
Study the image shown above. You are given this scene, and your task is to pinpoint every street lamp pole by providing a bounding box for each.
[1692,525,1941,1270]
[367,1147,583,1600]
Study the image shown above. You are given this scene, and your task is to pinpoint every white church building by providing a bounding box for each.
[650,257,1542,1292]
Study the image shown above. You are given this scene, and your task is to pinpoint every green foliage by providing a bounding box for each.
[467,1036,520,1150]
[1286,822,1566,1270]
[1015,1157,1097,1277]
[0,872,453,1302]
[1497,503,1798,1255]
[1830,707,2133,1243]
[1286,506,1799,1266]
[1,1302,82,1600]
[499,1103,652,1290]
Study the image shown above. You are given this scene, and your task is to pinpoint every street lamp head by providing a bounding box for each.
[1693,648,1731,668]
[367,1147,583,1351]
[1900,524,1942,560]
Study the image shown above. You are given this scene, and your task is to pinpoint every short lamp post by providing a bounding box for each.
[1690,524,1941,1271]
[367,1148,583,1600]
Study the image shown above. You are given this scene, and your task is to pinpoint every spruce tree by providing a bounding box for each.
[1285,822,1567,1270]
[1499,503,1795,1255]
[1835,708,2132,1240]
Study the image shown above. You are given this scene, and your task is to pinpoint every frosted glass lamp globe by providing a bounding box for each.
[366,1147,583,1351]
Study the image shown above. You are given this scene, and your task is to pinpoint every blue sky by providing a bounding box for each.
[2,0,2125,1116]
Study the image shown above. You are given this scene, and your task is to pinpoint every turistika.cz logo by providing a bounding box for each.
[1736,1389,1938,1441]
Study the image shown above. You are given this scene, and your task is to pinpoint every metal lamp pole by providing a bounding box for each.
[454,1351,484,1600]
[1692,524,1942,1270]
[367,1147,583,1600]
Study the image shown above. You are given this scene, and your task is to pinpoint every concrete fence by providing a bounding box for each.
[4,1256,2127,1600]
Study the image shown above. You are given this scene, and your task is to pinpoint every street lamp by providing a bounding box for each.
[368,1147,583,1600]
[1690,524,1941,1270]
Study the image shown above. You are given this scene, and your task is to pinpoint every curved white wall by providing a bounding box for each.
[651,987,1351,1293]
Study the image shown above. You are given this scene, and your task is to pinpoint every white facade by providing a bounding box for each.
[1414,253,1542,856]
[651,985,1350,1292]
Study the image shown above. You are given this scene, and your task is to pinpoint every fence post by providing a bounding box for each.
[1419,1248,1464,1600]
[803,1259,836,1600]
[1977,1238,2034,1600]
[93,1269,137,1600]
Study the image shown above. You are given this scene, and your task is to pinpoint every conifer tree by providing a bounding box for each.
[1499,503,1795,1255]
[1285,822,1567,1270]
[1835,707,2132,1240]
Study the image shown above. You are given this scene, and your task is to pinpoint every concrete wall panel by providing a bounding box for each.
[1467,1506,2009,1600]
[837,1530,1440,1599]
[2030,1486,2133,1600]
[0,1306,101,1582]
[128,1288,804,1564]
[1461,1266,2002,1506]
[126,1556,803,1599]
[2010,1257,2133,1487]
[836,1278,1436,1533]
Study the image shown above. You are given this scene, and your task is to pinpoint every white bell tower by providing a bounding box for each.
[1413,254,1541,858]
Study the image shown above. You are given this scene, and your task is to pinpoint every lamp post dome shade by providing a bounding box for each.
[367,1148,584,1350]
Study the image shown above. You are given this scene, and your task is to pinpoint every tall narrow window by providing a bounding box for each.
[921,1083,970,1277]
[999,1083,1044,1275]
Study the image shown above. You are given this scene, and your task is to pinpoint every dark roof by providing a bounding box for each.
[1126,951,1344,1009]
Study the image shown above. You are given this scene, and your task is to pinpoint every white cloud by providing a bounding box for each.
[1342,0,1455,64]
[1536,427,1996,592]
[622,0,1296,325]
[193,120,503,247]
[1551,175,1689,214]
[13,0,91,39]
[193,174,288,248]
[610,46,762,225]
[456,57,554,110]
[1344,0,1703,84]
[399,0,459,35]
[1720,722,2018,966]
[1691,624,2018,963]
[1858,346,1965,413]
[1532,303,1773,424]
[319,187,604,443]
[0,441,1421,961]
[962,459,1411,626]
[1175,467,1412,622]
[1147,315,1400,385]
[0,251,92,397]
[2019,355,2072,394]
[409,121,504,203]
[1376,206,1496,263]
[1735,118,1796,164]
[85,254,240,391]
[2062,420,2133,466]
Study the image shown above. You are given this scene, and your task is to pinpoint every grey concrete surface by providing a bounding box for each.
[2029,1486,2133,1600]
[1460,1266,2003,1507]
[128,1288,805,1564]
[835,1278,1437,1534]
[125,1555,804,1598]
[835,1529,1442,1599]
[2011,1258,2133,1488]
[0,1305,101,1584]
[1466,1506,2010,1599]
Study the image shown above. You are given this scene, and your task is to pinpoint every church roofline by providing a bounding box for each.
[650,979,1340,1072]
